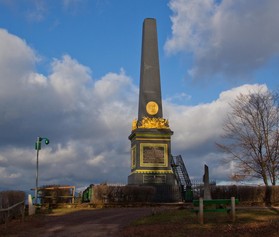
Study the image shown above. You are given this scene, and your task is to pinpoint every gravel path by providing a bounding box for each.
[1,207,154,237]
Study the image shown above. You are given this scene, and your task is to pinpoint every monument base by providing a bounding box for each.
[128,172,180,202]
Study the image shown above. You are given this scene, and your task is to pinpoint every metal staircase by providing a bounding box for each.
[171,155,193,201]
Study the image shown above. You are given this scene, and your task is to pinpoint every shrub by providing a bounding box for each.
[91,184,156,204]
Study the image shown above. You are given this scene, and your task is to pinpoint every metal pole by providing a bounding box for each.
[231,197,236,222]
[199,197,204,224]
[35,137,40,205]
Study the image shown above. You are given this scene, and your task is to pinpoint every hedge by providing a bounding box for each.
[211,185,279,205]
[91,184,156,204]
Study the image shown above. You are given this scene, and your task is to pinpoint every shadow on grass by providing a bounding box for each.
[119,208,279,237]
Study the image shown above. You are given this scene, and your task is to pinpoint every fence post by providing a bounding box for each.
[199,197,204,224]
[231,197,236,222]
[21,202,25,222]
[28,194,35,215]
[5,209,9,228]
[0,200,25,228]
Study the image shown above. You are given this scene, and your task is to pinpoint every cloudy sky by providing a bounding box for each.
[0,0,279,192]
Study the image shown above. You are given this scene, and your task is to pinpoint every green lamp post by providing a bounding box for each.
[35,136,50,205]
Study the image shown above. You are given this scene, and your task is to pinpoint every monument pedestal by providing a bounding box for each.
[128,128,180,202]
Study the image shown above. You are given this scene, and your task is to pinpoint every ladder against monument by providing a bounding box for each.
[171,155,193,201]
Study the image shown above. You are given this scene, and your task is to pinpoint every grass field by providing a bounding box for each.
[119,207,279,237]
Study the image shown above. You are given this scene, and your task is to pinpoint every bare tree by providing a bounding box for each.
[217,89,279,185]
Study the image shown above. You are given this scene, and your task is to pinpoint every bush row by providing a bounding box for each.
[90,184,156,204]
[90,185,279,205]
[211,185,279,205]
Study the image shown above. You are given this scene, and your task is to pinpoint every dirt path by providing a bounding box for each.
[1,207,153,237]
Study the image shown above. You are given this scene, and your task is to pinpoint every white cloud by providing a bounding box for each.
[0,29,37,95]
[166,92,192,103]
[175,84,267,147]
[25,0,48,22]
[0,167,21,179]
[49,55,92,110]
[62,0,87,14]
[165,83,267,180]
[27,72,48,86]
[86,155,106,166]
[165,0,215,54]
[165,0,279,78]
[0,28,137,191]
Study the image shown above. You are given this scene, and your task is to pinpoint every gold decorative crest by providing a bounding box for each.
[132,117,170,130]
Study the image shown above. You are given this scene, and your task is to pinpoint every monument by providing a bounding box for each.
[203,165,212,200]
[128,18,179,202]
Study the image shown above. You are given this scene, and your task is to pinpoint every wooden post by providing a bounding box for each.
[72,186,75,204]
[231,197,236,222]
[21,203,25,222]
[5,209,9,228]
[199,197,204,224]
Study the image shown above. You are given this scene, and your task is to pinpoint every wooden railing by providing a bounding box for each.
[0,200,25,227]
[193,197,238,224]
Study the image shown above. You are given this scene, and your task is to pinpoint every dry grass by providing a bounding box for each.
[118,208,279,237]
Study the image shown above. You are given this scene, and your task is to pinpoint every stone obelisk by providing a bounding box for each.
[203,165,212,200]
[128,18,179,202]
[138,18,163,120]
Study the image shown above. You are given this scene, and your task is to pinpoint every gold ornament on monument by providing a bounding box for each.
[146,101,159,115]
[132,117,170,130]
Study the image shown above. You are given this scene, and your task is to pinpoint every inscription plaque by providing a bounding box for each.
[143,175,166,184]
[140,143,168,167]
[143,146,164,164]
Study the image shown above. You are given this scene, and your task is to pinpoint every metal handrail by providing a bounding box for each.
[0,200,24,212]
[0,200,25,227]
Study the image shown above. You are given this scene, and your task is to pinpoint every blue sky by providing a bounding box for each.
[0,0,279,192]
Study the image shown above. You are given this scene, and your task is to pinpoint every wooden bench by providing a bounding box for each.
[192,197,239,224]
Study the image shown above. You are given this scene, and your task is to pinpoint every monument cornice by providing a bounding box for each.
[128,129,173,141]
[130,169,173,174]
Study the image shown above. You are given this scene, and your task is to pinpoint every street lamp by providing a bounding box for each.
[35,136,50,205]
